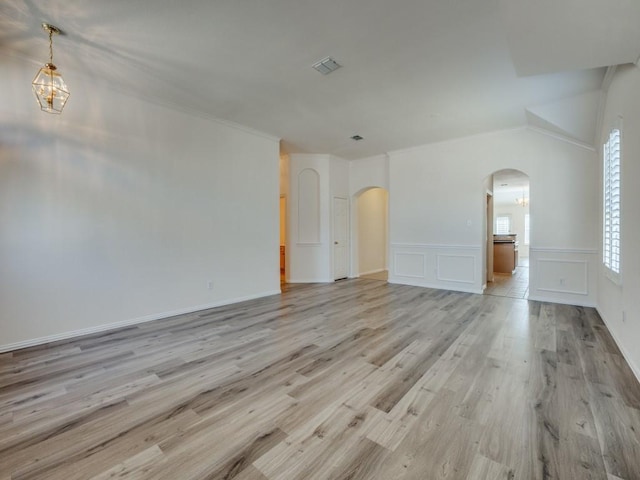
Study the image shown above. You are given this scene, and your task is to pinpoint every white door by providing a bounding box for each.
[333,197,349,280]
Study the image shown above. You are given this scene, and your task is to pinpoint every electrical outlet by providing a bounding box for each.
[207,281,214,290]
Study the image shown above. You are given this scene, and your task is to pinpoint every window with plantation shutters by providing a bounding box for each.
[603,125,621,281]
[495,215,510,235]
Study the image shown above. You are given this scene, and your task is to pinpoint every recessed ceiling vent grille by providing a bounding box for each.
[312,57,342,75]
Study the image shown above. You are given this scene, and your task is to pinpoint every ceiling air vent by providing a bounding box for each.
[312,57,342,75]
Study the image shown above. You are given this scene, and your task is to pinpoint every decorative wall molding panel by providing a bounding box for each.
[528,248,597,307]
[394,252,426,278]
[436,254,476,284]
[389,243,482,294]
[536,259,588,295]
[388,244,597,304]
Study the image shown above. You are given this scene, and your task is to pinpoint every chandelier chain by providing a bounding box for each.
[33,23,69,114]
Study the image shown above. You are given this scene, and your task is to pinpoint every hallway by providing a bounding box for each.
[360,270,388,281]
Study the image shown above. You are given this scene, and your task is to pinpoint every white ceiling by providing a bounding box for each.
[2,0,639,159]
[492,169,529,207]
[503,0,640,76]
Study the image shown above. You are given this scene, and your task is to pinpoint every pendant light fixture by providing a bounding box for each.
[515,188,529,207]
[32,23,69,114]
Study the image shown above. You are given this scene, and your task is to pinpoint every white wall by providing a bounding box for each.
[0,56,280,350]
[349,155,390,194]
[388,127,598,304]
[288,154,332,282]
[331,156,350,199]
[357,188,389,275]
[288,154,349,282]
[494,203,530,258]
[597,64,640,380]
[287,154,349,283]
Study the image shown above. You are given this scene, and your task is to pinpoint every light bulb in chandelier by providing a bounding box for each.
[515,188,529,207]
[32,23,70,114]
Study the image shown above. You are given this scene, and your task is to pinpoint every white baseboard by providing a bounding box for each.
[388,277,483,295]
[597,307,640,385]
[0,290,281,354]
[527,294,596,308]
[287,278,334,283]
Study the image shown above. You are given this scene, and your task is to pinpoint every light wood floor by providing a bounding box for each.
[2,280,640,479]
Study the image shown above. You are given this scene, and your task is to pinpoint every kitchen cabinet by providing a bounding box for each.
[493,234,518,274]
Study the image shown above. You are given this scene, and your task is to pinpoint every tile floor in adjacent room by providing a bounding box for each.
[484,257,529,299]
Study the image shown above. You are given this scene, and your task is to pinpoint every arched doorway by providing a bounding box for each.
[279,154,289,285]
[279,195,286,283]
[484,169,530,298]
[353,187,389,280]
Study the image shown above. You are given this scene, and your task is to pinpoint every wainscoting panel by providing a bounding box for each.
[436,254,475,284]
[394,252,426,278]
[389,244,482,294]
[528,248,597,307]
[537,259,588,295]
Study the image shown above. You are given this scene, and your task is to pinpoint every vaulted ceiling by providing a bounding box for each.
[2,0,639,159]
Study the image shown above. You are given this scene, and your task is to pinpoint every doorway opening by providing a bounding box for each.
[333,196,349,280]
[279,154,289,286]
[280,195,286,284]
[354,187,389,281]
[484,169,530,299]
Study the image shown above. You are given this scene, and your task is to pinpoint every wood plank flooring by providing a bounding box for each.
[1,280,640,479]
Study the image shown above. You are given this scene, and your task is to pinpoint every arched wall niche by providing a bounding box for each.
[297,168,320,244]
